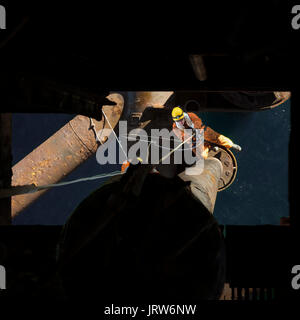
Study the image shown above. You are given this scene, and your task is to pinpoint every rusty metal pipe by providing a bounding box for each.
[0,114,12,225]
[178,157,223,214]
[11,92,174,218]
[11,93,124,218]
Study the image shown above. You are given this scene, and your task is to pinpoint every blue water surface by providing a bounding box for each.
[200,100,290,225]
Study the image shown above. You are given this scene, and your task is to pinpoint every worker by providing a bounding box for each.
[171,106,242,158]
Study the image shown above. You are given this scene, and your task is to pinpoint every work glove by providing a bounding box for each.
[218,135,242,151]
[231,143,242,151]
[218,135,234,148]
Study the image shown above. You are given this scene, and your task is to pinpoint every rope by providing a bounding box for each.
[89,117,103,144]
[159,132,195,163]
[102,109,128,161]
[36,171,123,189]
[125,132,183,143]
[0,171,124,199]
[2,109,198,199]
[1,134,195,199]
[121,133,198,151]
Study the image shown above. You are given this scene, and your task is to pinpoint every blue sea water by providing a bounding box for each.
[200,101,290,225]
[12,99,290,225]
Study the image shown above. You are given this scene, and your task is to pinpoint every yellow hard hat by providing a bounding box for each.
[172,107,184,121]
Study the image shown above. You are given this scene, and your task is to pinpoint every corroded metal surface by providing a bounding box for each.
[0,114,12,225]
[269,92,291,109]
[11,93,123,218]
[207,146,238,191]
[178,157,223,214]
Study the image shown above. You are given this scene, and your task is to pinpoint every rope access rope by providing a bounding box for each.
[0,117,196,199]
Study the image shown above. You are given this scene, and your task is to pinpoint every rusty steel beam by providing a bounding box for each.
[11,93,124,218]
[0,114,12,225]
[10,91,174,218]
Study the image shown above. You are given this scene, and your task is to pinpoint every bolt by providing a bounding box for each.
[225,171,230,176]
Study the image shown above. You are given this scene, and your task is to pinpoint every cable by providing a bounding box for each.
[121,133,199,151]
[0,171,124,199]
[159,133,195,163]
[102,109,128,161]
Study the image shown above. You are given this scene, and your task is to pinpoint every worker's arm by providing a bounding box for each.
[205,128,235,149]
[217,134,234,148]
[187,112,203,129]
[191,114,238,149]
[187,113,221,145]
[184,113,241,150]
[207,129,241,150]
[188,113,221,141]
[203,126,222,145]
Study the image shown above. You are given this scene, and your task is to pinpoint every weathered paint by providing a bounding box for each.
[207,146,238,191]
[11,92,174,218]
[178,157,223,214]
[0,114,12,225]
[11,94,123,218]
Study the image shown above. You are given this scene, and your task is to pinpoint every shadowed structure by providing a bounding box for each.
[57,163,226,301]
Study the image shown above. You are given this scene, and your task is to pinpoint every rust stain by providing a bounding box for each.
[11,93,124,218]
[11,94,178,217]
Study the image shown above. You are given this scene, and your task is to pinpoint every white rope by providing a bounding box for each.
[89,117,102,144]
[0,171,124,199]
[1,111,198,199]
[1,134,196,199]
[120,133,197,151]
[102,109,128,161]
[36,171,123,190]
[159,132,195,163]
[124,132,183,143]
